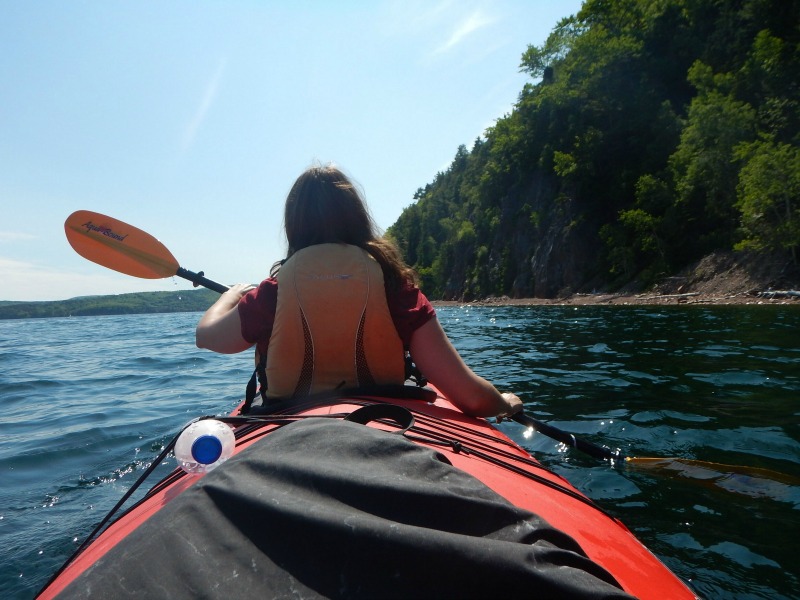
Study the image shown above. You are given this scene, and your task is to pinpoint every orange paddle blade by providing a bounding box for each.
[627,456,800,484]
[65,210,179,279]
[626,457,800,501]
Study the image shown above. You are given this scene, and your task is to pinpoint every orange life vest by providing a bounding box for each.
[265,244,405,399]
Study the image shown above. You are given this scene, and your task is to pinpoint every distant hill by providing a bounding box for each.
[0,289,219,320]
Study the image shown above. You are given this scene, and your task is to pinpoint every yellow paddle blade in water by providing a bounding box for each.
[626,457,800,502]
[65,210,179,279]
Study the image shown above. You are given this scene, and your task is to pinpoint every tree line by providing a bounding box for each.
[388,0,799,299]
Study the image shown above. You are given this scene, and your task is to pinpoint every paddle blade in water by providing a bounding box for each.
[626,457,800,503]
[65,210,179,279]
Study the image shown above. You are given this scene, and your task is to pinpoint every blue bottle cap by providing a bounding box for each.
[191,434,223,464]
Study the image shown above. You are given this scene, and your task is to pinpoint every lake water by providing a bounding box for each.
[1,306,798,599]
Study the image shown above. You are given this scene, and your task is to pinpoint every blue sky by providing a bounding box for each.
[1,1,583,302]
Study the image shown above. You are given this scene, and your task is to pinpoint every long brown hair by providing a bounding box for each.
[271,165,416,289]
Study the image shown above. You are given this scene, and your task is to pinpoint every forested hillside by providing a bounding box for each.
[388,0,800,299]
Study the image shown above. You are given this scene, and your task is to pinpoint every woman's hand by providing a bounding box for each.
[222,283,256,301]
[495,392,523,422]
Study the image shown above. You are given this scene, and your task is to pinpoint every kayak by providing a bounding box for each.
[37,386,697,599]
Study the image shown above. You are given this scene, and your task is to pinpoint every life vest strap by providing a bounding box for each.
[244,350,428,414]
[344,403,415,434]
[243,353,268,414]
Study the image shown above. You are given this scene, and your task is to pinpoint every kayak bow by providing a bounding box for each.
[38,387,696,599]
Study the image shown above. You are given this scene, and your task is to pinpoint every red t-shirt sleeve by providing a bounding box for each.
[237,278,278,352]
[386,281,436,348]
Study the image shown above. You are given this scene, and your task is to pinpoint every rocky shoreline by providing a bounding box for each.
[434,251,800,307]
[433,289,800,308]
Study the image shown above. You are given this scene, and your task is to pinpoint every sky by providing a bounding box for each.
[1,0,584,302]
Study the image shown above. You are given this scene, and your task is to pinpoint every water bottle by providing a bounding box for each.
[174,419,235,475]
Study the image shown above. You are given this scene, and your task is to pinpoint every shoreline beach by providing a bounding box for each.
[433,290,800,307]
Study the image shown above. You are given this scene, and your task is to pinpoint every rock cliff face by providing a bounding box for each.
[428,171,607,300]
[529,197,600,298]
[492,174,603,299]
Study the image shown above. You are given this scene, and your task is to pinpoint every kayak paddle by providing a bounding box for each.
[64,210,229,293]
[512,411,800,500]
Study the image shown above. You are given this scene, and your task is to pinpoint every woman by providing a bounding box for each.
[196,164,521,418]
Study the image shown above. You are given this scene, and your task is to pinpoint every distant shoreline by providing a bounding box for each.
[2,286,798,321]
[0,288,220,320]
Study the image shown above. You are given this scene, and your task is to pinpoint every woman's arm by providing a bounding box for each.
[408,317,522,418]
[196,284,255,354]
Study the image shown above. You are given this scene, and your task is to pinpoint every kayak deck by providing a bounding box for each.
[38,390,696,599]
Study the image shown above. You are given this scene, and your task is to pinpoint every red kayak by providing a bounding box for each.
[38,387,696,599]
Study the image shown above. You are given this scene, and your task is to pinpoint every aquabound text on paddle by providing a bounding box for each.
[82,221,129,242]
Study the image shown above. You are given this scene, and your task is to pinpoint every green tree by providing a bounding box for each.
[735,139,800,262]
[668,61,757,259]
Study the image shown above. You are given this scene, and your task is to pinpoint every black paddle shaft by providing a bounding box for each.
[176,267,229,294]
[512,412,628,462]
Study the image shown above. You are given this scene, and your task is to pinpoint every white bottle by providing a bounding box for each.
[174,419,235,475]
